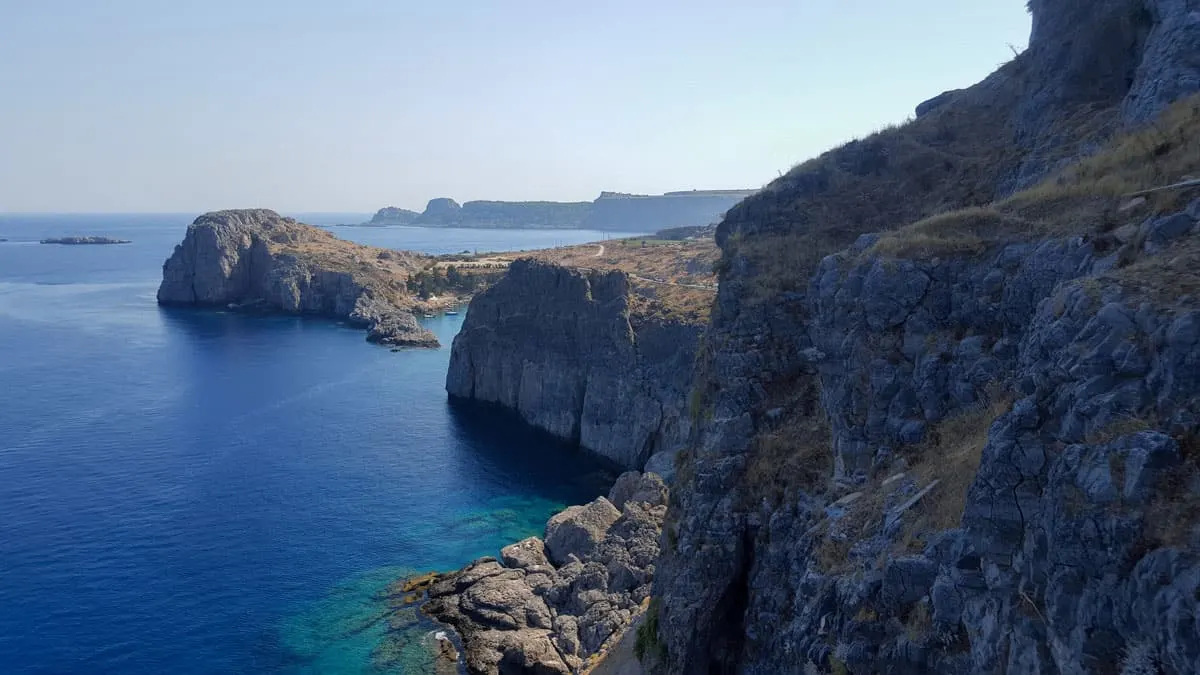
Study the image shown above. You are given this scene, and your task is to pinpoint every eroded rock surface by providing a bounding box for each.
[157,209,439,347]
[424,471,667,674]
[651,1,1200,672]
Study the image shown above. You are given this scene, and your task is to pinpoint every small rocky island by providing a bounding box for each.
[40,236,131,245]
[157,209,494,347]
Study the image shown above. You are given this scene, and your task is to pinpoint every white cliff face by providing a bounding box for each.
[157,209,439,347]
[446,259,699,470]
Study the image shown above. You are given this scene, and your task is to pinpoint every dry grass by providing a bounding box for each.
[1114,238,1200,304]
[492,236,719,323]
[715,57,1038,302]
[810,390,1011,572]
[741,380,832,506]
[898,392,1012,548]
[266,221,501,312]
[870,95,1200,261]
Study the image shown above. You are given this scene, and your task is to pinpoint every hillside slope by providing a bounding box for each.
[652,1,1200,673]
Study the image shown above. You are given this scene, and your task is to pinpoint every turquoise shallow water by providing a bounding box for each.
[0,214,625,673]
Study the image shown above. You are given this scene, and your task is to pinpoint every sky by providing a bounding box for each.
[0,1,1031,213]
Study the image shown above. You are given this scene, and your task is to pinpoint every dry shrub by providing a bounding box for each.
[743,407,831,507]
[898,392,1014,547]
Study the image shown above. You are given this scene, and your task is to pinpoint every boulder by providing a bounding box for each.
[607,471,668,510]
[545,498,622,566]
[501,537,552,571]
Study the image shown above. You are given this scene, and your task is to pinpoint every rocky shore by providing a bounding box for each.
[446,259,700,471]
[418,471,668,674]
[157,209,442,347]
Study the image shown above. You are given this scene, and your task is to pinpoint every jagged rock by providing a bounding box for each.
[446,259,699,468]
[157,209,439,347]
[641,451,677,484]
[424,481,666,674]
[1142,211,1197,253]
[545,498,622,566]
[501,537,552,572]
[607,471,669,511]
[365,312,440,348]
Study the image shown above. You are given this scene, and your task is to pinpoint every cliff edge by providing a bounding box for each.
[445,259,700,470]
[157,209,439,347]
[649,0,1200,673]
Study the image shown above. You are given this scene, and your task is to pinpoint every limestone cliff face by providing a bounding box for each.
[650,1,1200,673]
[157,209,439,347]
[446,259,698,470]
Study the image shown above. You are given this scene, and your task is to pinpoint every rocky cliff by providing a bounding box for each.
[646,1,1200,673]
[157,209,439,347]
[446,259,701,471]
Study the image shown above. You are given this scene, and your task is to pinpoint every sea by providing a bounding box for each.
[0,213,629,674]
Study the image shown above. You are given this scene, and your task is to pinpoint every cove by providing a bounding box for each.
[0,214,621,673]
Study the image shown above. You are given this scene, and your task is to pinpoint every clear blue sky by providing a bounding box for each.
[0,1,1030,213]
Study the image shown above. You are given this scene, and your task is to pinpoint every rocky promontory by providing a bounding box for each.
[157,209,442,346]
[366,190,756,232]
[446,259,701,470]
[40,236,131,245]
[421,470,668,674]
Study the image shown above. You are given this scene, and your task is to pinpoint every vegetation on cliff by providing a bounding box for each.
[652,1,1200,673]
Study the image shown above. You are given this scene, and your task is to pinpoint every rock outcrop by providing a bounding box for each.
[647,1,1200,673]
[423,471,667,674]
[368,206,420,225]
[445,259,700,470]
[157,209,439,347]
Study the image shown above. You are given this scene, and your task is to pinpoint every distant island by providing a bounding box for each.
[365,189,757,232]
[40,236,131,245]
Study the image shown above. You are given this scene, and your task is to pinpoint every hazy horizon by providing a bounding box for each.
[1,1,1031,213]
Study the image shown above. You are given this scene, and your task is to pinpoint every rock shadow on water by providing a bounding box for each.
[445,397,622,502]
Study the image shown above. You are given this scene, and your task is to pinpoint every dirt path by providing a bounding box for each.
[593,244,605,257]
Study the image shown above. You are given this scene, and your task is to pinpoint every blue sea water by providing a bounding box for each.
[0,214,630,673]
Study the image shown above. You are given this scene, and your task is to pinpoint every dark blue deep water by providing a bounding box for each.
[0,214,628,673]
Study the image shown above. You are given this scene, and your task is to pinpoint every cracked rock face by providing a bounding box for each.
[445,259,699,469]
[653,1,1200,671]
[423,471,667,674]
[156,209,438,347]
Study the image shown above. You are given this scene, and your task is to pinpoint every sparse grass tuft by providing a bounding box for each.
[898,390,1012,548]
[633,598,666,663]
[741,381,832,506]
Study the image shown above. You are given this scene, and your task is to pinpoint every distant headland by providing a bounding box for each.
[364,189,757,231]
[40,236,131,245]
